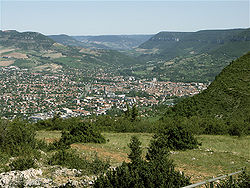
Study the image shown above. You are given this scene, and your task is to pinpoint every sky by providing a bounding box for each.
[0,0,249,35]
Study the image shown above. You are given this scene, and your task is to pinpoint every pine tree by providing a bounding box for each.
[128,136,142,164]
[131,104,138,122]
[124,102,131,118]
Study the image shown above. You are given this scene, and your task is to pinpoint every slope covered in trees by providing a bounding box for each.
[0,30,55,50]
[167,52,250,123]
[139,29,250,59]
[134,28,250,82]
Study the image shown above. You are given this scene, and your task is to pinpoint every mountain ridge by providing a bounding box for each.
[0,30,141,70]
[133,28,250,82]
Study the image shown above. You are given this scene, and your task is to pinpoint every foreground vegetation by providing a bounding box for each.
[36,131,250,183]
[0,119,109,175]
[0,116,249,187]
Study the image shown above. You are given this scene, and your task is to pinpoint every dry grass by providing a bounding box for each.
[42,53,65,59]
[2,52,28,59]
[0,60,15,66]
[0,48,15,54]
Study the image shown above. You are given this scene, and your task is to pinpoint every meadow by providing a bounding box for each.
[36,131,250,183]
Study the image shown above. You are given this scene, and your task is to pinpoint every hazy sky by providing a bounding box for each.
[0,0,249,35]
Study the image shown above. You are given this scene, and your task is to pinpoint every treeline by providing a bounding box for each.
[35,105,156,133]
[33,99,249,137]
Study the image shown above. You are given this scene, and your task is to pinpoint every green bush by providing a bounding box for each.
[35,116,81,131]
[9,156,36,171]
[128,136,142,164]
[59,122,106,146]
[154,119,201,150]
[0,151,10,170]
[202,118,228,135]
[48,149,109,175]
[228,120,249,137]
[0,119,38,156]
[95,116,155,133]
[94,136,190,188]
[162,116,230,135]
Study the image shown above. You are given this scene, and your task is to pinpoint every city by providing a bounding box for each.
[0,66,208,119]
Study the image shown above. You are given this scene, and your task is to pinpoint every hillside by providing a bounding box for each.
[0,30,55,50]
[73,34,153,50]
[167,52,250,122]
[1,29,249,83]
[0,30,141,71]
[134,28,250,82]
[48,34,108,49]
[139,29,249,58]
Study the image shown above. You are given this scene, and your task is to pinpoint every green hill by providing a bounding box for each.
[0,30,141,70]
[135,28,250,82]
[139,29,249,58]
[48,34,109,49]
[0,30,55,50]
[167,52,250,123]
[72,35,153,50]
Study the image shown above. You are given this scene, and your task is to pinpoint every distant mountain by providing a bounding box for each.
[0,30,141,71]
[2,29,249,84]
[72,35,153,50]
[134,28,250,82]
[48,34,108,49]
[139,29,249,58]
[167,52,250,122]
[0,30,55,50]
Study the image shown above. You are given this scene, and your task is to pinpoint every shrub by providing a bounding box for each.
[154,119,201,150]
[94,115,115,132]
[128,136,142,164]
[9,156,36,171]
[48,149,109,175]
[0,151,10,169]
[58,122,106,146]
[35,116,83,131]
[202,118,228,135]
[228,120,249,137]
[94,136,190,188]
[0,119,38,156]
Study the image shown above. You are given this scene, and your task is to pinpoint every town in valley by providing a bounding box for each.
[0,66,208,119]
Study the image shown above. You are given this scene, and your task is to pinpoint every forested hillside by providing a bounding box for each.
[0,30,55,50]
[134,28,250,82]
[139,29,249,58]
[1,29,249,83]
[167,52,250,123]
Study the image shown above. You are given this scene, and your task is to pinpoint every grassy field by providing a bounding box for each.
[36,131,249,183]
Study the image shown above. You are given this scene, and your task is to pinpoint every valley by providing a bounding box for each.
[0,28,249,187]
